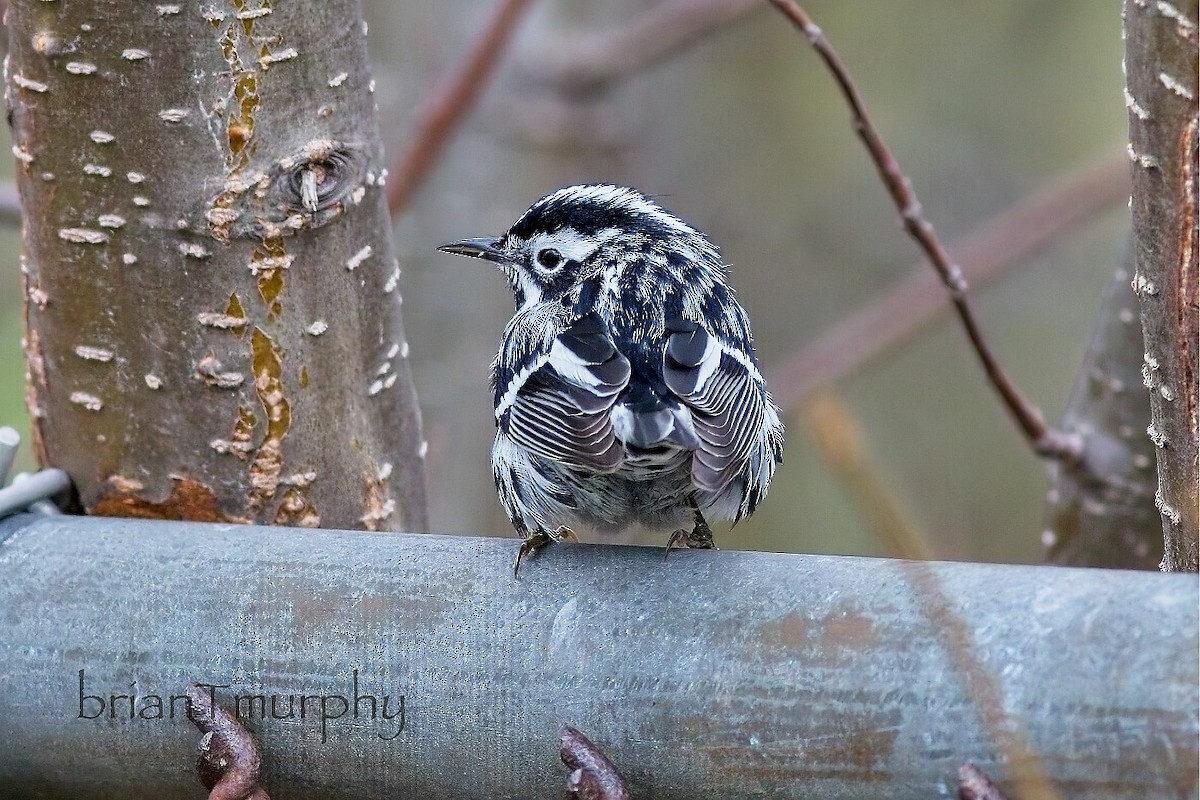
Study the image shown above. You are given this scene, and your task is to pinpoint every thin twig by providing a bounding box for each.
[806,400,1060,800]
[802,391,935,560]
[768,151,1129,409]
[959,762,1012,800]
[767,0,1081,462]
[519,0,759,97]
[803,400,1062,800]
[386,0,536,215]
[187,683,271,800]
[909,561,1063,800]
[560,725,631,800]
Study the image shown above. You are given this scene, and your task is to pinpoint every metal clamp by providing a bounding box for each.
[0,426,68,519]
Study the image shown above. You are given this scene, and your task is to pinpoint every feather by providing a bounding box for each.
[663,321,770,494]
[498,313,631,472]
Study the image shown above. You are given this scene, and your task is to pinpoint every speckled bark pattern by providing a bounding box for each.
[1124,0,1198,570]
[8,1,428,530]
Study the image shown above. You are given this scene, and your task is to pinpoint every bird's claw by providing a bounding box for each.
[552,525,579,544]
[514,526,577,576]
[663,525,718,558]
[664,499,718,558]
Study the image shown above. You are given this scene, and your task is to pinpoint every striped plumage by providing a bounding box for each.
[440,185,784,566]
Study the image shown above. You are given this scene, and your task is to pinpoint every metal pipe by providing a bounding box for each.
[0,468,69,518]
[0,427,19,487]
[0,513,1195,799]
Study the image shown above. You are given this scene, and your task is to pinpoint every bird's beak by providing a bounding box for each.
[437,237,505,263]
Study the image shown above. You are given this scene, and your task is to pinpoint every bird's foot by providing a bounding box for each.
[664,525,718,556]
[514,526,577,576]
[551,525,579,544]
[664,501,718,557]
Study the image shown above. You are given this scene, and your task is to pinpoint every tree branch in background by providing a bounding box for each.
[1043,255,1162,569]
[768,152,1129,409]
[767,0,1081,462]
[560,725,631,800]
[802,391,934,560]
[1123,0,1199,571]
[187,683,271,800]
[386,0,536,215]
[803,392,1062,800]
[518,0,760,97]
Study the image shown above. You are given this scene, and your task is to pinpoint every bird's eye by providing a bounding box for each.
[536,248,562,271]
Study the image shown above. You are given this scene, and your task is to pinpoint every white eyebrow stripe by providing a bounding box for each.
[527,227,622,272]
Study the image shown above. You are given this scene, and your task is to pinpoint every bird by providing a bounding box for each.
[439,184,784,573]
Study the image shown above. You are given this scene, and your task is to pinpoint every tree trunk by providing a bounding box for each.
[1124,0,1199,570]
[1043,256,1162,569]
[8,1,427,530]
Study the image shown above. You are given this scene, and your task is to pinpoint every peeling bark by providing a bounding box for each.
[1043,260,1162,569]
[1124,0,1199,570]
[7,1,427,531]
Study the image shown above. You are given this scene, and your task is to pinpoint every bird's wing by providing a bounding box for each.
[662,318,771,494]
[496,313,631,471]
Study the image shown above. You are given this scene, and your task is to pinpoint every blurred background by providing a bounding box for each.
[0,1,1130,563]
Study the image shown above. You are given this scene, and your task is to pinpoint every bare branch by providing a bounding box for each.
[805,396,1063,800]
[519,0,759,97]
[386,0,536,215]
[768,152,1129,408]
[767,0,1080,462]
[560,725,631,800]
[187,684,271,800]
[803,391,934,560]
[907,558,1064,800]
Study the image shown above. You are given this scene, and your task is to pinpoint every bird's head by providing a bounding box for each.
[439,184,713,309]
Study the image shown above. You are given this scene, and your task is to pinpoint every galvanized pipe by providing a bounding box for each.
[0,513,1195,799]
[0,427,20,487]
[0,468,70,518]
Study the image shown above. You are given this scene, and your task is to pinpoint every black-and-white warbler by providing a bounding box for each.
[440,185,784,571]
